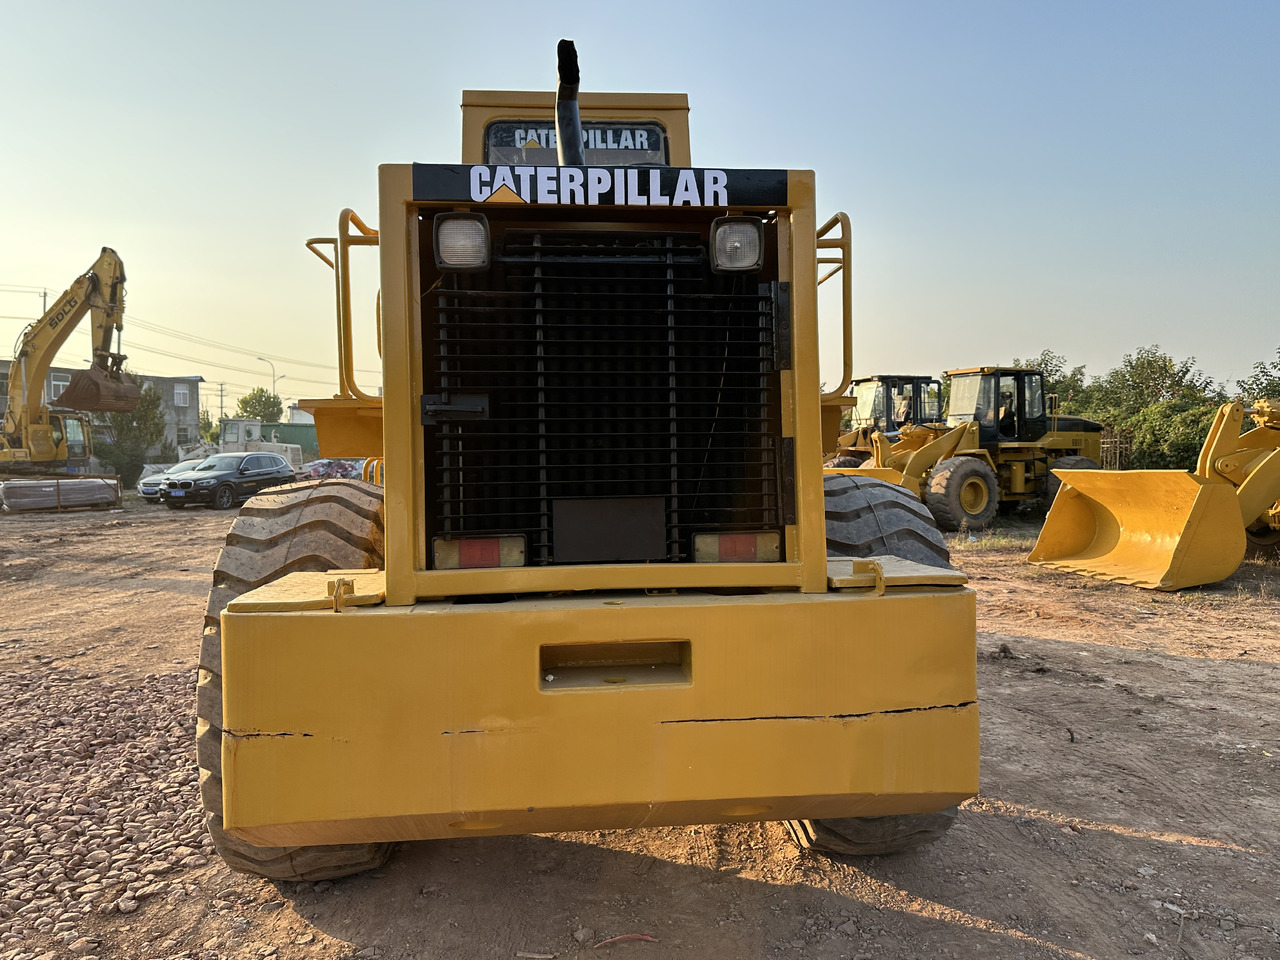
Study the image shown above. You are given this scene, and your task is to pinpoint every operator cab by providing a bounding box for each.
[945,368,1047,447]
[848,375,943,434]
[461,91,691,166]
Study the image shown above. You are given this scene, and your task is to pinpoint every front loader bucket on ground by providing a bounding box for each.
[57,367,141,412]
[1029,470,1246,590]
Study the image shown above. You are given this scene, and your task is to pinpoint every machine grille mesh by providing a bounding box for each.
[423,229,783,564]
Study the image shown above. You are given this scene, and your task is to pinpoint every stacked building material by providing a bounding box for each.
[0,477,122,513]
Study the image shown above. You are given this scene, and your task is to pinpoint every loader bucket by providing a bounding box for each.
[1029,470,1247,590]
[56,368,141,412]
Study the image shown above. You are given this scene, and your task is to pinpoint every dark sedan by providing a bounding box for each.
[160,452,296,510]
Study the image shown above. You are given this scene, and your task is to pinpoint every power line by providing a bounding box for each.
[1,313,379,391]
[124,313,381,376]
[120,339,365,390]
[1,309,382,380]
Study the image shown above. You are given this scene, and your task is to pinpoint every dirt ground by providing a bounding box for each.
[1,501,1277,960]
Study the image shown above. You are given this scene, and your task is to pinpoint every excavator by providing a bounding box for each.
[1,248,139,476]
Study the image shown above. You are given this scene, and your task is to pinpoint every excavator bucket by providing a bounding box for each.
[1029,469,1247,590]
[57,367,141,413]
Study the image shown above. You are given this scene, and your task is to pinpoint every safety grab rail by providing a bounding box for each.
[304,209,382,404]
[816,212,853,402]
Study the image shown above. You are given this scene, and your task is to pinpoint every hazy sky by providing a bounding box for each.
[1,1,1276,411]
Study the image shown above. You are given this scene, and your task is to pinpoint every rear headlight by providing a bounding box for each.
[710,217,763,273]
[433,535,526,569]
[433,213,490,271]
[692,532,781,563]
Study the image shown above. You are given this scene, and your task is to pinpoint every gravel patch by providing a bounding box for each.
[0,669,209,954]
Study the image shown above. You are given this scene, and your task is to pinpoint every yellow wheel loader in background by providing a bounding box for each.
[823,374,942,466]
[1,247,139,475]
[194,42,978,881]
[828,366,1104,531]
[1030,399,1280,590]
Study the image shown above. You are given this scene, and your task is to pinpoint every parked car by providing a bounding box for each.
[159,452,297,510]
[137,458,206,502]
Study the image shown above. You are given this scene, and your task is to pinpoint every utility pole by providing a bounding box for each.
[218,382,226,418]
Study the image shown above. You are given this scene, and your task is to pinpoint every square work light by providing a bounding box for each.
[433,213,490,271]
[710,217,764,273]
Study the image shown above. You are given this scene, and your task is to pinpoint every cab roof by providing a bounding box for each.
[945,367,1039,377]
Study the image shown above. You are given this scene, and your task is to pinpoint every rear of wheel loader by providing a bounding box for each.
[1030,400,1280,589]
[200,45,978,881]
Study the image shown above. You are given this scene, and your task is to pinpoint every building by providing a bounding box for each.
[0,360,202,453]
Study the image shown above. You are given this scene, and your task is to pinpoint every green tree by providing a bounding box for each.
[235,387,283,423]
[1010,349,1090,412]
[93,385,167,487]
[156,438,179,463]
[1075,347,1226,471]
[1081,345,1222,420]
[1123,401,1222,469]
[199,407,220,443]
[1237,347,1280,401]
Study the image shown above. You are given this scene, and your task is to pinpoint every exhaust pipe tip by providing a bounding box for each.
[556,39,580,86]
[555,39,585,165]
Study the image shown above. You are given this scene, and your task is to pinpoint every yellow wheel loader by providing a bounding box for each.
[823,374,942,466]
[195,42,978,881]
[828,367,1104,531]
[1030,399,1280,590]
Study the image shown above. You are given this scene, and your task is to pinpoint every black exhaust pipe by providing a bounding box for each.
[555,39,585,165]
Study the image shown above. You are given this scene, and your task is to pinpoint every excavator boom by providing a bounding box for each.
[3,247,138,435]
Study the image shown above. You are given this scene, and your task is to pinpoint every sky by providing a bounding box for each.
[1,0,1276,413]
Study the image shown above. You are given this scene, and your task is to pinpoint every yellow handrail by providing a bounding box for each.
[305,210,381,404]
[816,213,853,402]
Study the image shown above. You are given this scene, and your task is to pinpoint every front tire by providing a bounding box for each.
[1041,455,1101,508]
[1245,518,1280,552]
[212,484,237,510]
[825,453,869,468]
[925,456,999,531]
[786,808,959,856]
[197,478,392,880]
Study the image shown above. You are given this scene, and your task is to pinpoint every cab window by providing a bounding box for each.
[1023,376,1045,419]
[484,121,668,166]
[997,375,1019,437]
[891,384,914,427]
[921,382,942,422]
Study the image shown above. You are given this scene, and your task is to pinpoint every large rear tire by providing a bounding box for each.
[786,808,959,856]
[1041,455,1100,509]
[925,456,999,531]
[789,475,960,857]
[825,453,869,468]
[197,478,393,881]
[824,473,951,569]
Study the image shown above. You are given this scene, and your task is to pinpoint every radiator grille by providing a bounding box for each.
[423,229,784,564]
